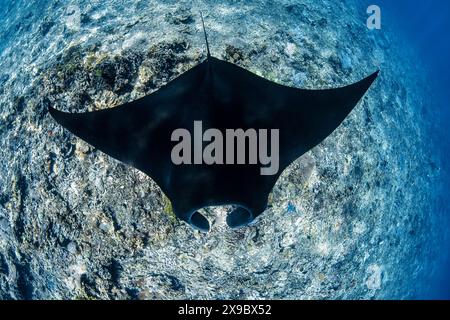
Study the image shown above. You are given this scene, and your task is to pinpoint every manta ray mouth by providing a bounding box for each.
[226,207,254,229]
[189,211,210,232]
[188,206,254,232]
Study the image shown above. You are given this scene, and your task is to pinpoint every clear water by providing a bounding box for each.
[371,0,450,299]
[0,0,449,299]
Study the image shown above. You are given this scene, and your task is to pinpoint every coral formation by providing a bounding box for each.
[0,0,445,299]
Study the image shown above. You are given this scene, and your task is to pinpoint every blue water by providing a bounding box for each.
[0,0,449,299]
[365,0,450,299]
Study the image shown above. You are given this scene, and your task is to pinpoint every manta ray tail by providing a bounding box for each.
[200,12,211,59]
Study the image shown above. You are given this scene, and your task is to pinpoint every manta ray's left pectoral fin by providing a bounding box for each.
[276,70,380,166]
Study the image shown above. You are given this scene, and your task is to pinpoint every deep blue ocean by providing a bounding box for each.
[368,0,450,299]
[0,0,449,300]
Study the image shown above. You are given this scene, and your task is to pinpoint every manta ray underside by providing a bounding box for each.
[49,19,379,232]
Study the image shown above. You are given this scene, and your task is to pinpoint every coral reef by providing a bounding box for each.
[0,0,445,299]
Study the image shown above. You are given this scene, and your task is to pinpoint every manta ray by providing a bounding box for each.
[49,15,379,232]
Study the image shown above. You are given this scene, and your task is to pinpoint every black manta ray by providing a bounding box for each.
[49,16,379,232]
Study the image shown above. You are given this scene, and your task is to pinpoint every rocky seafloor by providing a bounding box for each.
[0,0,447,299]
